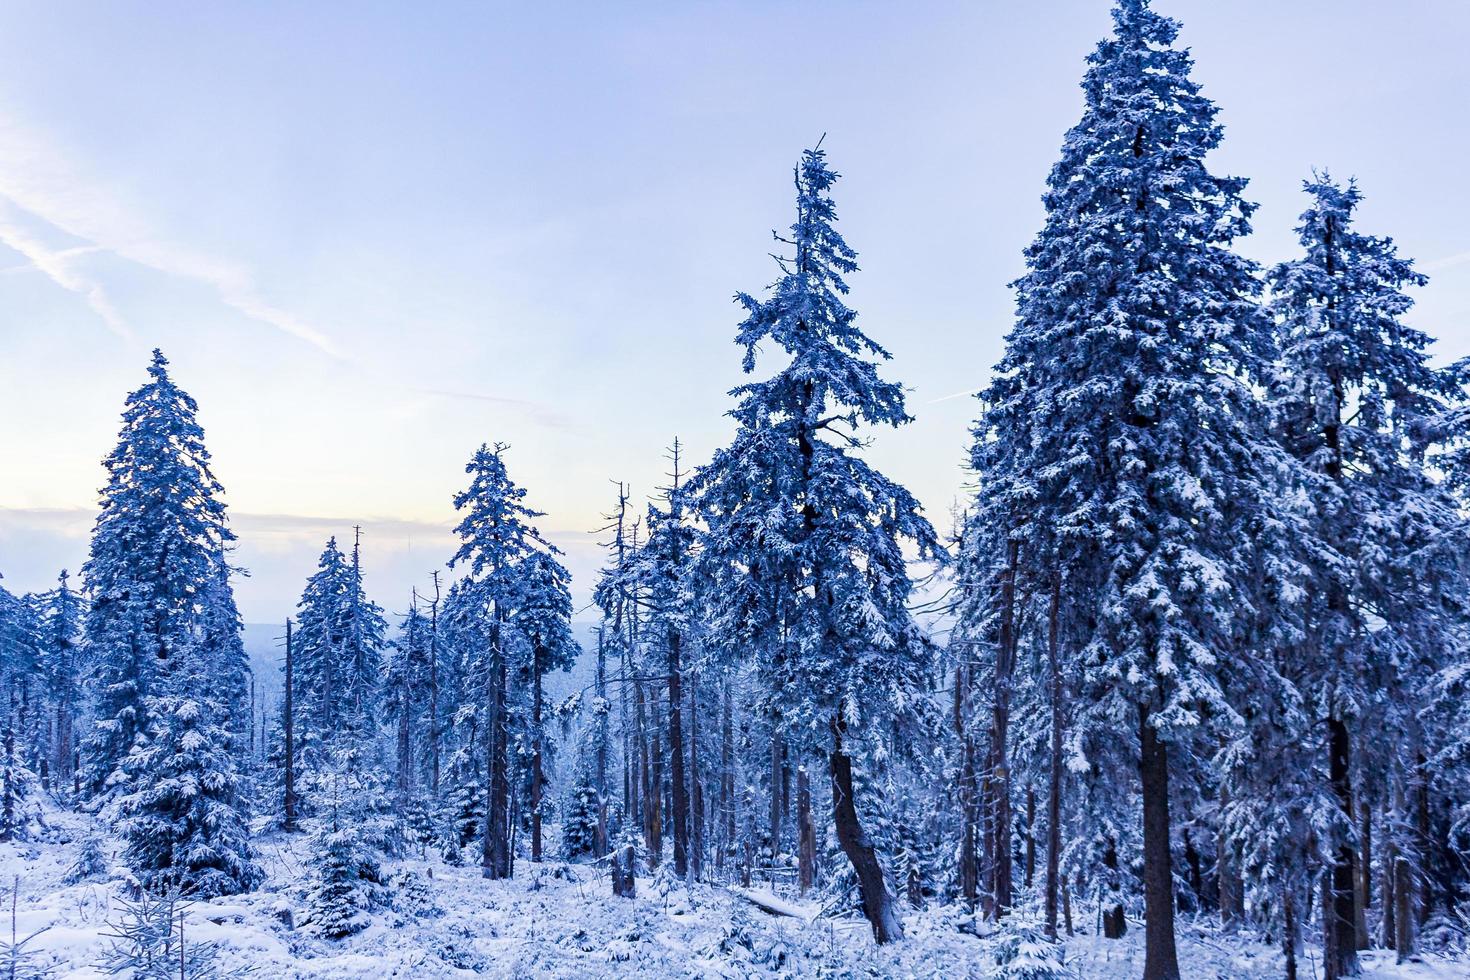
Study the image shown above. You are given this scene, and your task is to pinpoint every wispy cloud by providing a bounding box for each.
[412,385,573,428]
[0,110,341,358]
[0,206,131,339]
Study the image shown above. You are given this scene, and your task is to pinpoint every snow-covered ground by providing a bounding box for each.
[6,804,1467,979]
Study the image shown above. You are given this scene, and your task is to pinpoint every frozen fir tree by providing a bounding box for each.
[303,757,389,939]
[39,570,83,795]
[114,641,261,898]
[977,2,1290,975]
[691,144,940,943]
[514,549,579,863]
[449,442,558,880]
[81,350,235,797]
[292,533,387,773]
[386,598,434,802]
[1267,173,1469,971]
[195,556,252,754]
[630,441,698,878]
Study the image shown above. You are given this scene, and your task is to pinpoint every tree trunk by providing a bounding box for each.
[831,715,903,943]
[1284,884,1300,980]
[1062,872,1074,937]
[990,538,1020,917]
[1024,786,1036,890]
[1139,705,1180,980]
[720,680,734,873]
[798,765,815,894]
[1382,844,1396,950]
[612,842,636,898]
[1356,799,1371,951]
[1325,716,1359,977]
[1045,578,1063,939]
[483,613,511,880]
[283,619,298,832]
[1102,839,1127,938]
[1393,770,1416,963]
[1219,785,1243,930]
[430,574,441,797]
[668,629,688,878]
[531,650,544,863]
[689,667,704,880]
[957,664,980,909]
[769,728,784,869]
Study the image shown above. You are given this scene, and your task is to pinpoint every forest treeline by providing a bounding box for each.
[2,2,1468,979]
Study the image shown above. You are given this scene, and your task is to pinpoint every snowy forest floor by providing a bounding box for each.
[6,804,1469,979]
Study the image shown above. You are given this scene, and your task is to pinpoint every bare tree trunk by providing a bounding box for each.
[430,572,442,797]
[1382,845,1396,950]
[1284,884,1300,980]
[1045,577,1063,939]
[1062,872,1074,937]
[612,842,636,898]
[531,649,544,862]
[1414,753,1431,927]
[1102,839,1126,939]
[594,629,609,857]
[668,629,688,878]
[990,539,1020,917]
[831,715,903,943]
[1393,770,1416,962]
[720,679,734,873]
[1024,785,1036,890]
[1325,717,1359,978]
[483,612,511,880]
[956,664,980,909]
[769,728,784,870]
[689,666,704,880]
[797,764,815,894]
[1357,797,1372,951]
[283,619,298,832]
[1139,705,1181,980]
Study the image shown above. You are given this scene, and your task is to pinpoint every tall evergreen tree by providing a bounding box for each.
[978,3,1287,975]
[80,350,235,797]
[40,570,84,794]
[292,534,388,773]
[115,641,262,898]
[514,549,579,862]
[449,443,557,879]
[1267,173,1469,974]
[692,145,940,943]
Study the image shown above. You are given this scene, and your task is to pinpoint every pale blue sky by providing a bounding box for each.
[2,0,1468,622]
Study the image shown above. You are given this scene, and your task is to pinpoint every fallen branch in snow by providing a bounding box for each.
[727,887,813,922]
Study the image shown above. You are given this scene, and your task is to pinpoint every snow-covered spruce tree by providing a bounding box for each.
[303,752,389,938]
[591,483,640,858]
[339,528,388,746]
[562,752,602,861]
[1267,173,1469,973]
[981,2,1289,974]
[194,556,252,755]
[514,549,579,863]
[40,569,84,796]
[691,145,940,943]
[291,533,387,782]
[629,440,698,878]
[292,537,350,771]
[0,577,42,801]
[80,350,235,797]
[449,442,557,880]
[386,598,433,802]
[115,640,262,898]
